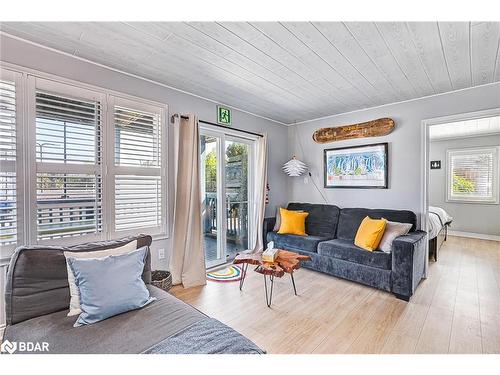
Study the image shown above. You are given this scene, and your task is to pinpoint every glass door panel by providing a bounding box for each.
[224,140,250,260]
[200,128,255,269]
[200,134,224,267]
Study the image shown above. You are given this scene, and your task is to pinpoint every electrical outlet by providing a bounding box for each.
[158,248,165,260]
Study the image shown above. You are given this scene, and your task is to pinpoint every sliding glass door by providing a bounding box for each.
[200,126,255,268]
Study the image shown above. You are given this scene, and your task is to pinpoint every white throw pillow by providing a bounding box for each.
[378,221,412,253]
[64,240,138,316]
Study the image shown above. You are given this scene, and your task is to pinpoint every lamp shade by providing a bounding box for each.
[282,156,308,177]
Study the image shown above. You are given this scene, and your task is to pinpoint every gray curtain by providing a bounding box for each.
[169,115,206,287]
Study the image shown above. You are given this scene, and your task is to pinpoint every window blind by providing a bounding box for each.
[36,92,100,164]
[35,89,102,240]
[36,173,102,240]
[115,175,162,231]
[114,105,160,167]
[0,79,17,246]
[448,148,498,203]
[113,102,164,234]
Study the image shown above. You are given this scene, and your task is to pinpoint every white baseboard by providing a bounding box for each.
[448,230,500,242]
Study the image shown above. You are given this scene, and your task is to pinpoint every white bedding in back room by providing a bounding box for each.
[428,206,453,239]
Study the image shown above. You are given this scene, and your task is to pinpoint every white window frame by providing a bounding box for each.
[28,77,107,246]
[0,68,25,259]
[0,62,168,250]
[446,146,499,205]
[107,95,167,238]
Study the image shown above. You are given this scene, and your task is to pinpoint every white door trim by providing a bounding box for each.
[420,107,500,277]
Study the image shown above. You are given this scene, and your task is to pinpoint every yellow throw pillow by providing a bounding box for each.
[277,208,309,236]
[354,216,387,251]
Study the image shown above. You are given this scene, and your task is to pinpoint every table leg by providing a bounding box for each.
[263,274,274,307]
[290,272,297,295]
[238,263,248,291]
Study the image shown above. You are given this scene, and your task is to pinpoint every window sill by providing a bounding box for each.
[446,199,499,205]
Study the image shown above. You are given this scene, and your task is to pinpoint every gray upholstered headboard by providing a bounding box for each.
[4,235,152,326]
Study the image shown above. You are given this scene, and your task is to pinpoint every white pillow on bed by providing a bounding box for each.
[378,221,412,253]
[64,240,138,316]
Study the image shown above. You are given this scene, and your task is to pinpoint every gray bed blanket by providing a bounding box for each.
[143,318,264,354]
[4,286,263,354]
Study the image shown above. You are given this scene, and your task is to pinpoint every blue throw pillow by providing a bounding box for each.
[67,246,155,327]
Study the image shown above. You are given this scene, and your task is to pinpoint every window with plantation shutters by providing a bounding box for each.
[0,71,167,248]
[0,73,19,249]
[35,84,103,241]
[111,98,165,234]
[447,147,499,204]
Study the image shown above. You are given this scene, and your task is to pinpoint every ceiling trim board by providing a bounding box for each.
[436,22,455,91]
[310,22,400,103]
[0,31,288,126]
[279,22,377,106]
[288,80,500,126]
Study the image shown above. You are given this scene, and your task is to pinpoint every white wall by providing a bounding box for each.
[429,135,500,236]
[288,83,500,228]
[0,34,290,270]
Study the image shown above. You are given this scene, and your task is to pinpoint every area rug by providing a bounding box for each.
[206,265,242,282]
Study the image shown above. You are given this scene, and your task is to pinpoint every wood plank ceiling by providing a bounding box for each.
[1,22,499,124]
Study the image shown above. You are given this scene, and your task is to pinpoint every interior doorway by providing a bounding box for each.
[422,108,500,269]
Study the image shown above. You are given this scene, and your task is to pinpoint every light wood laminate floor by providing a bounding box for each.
[171,236,500,354]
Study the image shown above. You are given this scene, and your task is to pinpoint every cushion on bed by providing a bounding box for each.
[5,235,152,325]
[64,240,138,316]
[68,247,155,327]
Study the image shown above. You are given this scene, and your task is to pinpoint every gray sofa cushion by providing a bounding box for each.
[267,231,332,253]
[317,239,392,270]
[336,208,417,241]
[287,202,340,237]
[5,235,152,326]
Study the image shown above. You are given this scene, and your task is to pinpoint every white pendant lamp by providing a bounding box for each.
[282,156,308,177]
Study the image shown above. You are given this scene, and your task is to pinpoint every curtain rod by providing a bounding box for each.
[171,113,263,138]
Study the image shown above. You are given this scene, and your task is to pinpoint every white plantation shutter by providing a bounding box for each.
[447,147,499,203]
[115,175,162,231]
[0,74,19,248]
[111,98,165,235]
[0,71,168,249]
[114,106,160,167]
[35,80,104,242]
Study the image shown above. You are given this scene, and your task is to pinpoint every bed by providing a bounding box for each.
[428,206,453,261]
[2,235,264,354]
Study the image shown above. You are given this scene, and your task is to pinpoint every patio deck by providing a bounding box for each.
[204,235,247,265]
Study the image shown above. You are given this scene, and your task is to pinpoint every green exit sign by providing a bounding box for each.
[217,105,231,125]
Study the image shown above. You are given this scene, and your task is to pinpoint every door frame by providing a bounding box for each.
[420,107,500,276]
[200,123,258,269]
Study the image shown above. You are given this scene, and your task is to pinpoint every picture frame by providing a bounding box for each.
[324,142,388,189]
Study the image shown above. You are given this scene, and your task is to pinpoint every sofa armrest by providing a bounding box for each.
[262,217,276,246]
[391,230,427,300]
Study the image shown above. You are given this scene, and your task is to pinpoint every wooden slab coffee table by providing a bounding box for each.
[233,250,311,307]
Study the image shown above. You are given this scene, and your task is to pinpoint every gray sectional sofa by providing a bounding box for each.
[264,203,427,301]
[2,235,263,354]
